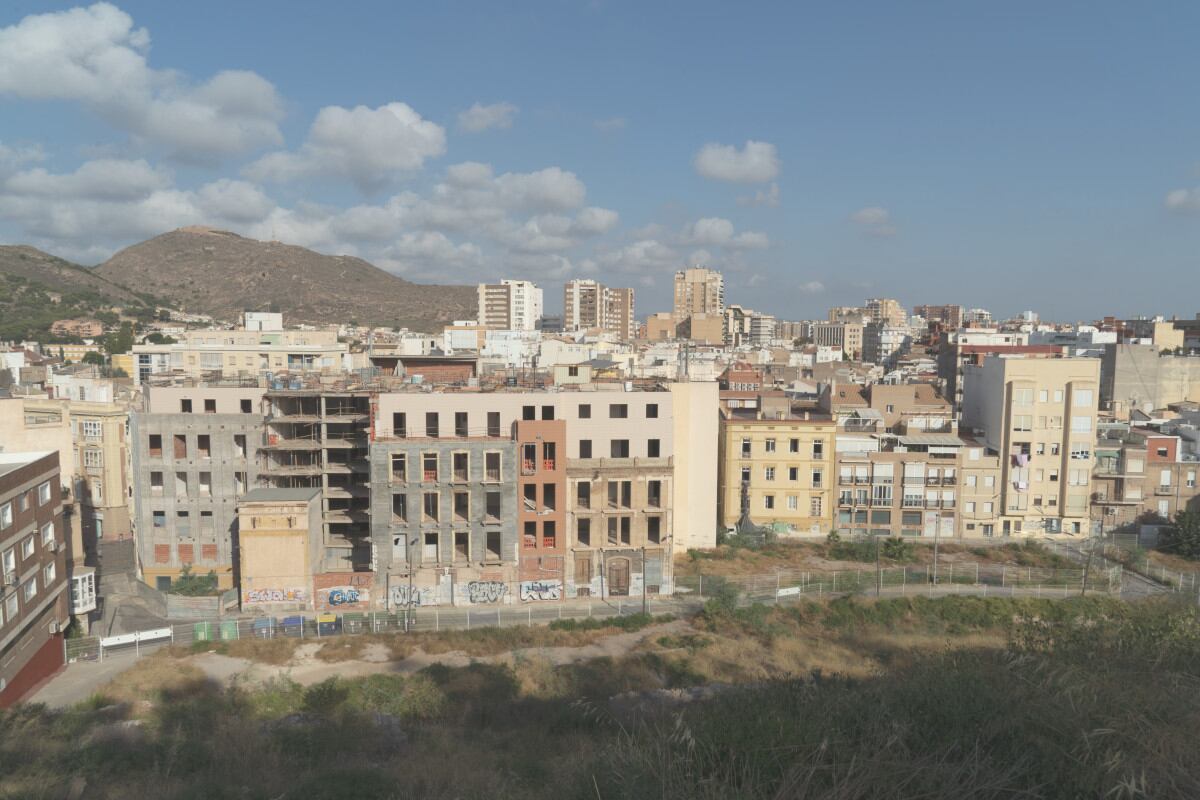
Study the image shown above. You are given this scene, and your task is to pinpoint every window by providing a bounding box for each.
[425,412,439,438]
[522,405,536,421]
[423,453,439,482]
[235,472,247,495]
[620,516,631,545]
[485,490,501,520]
[811,469,824,489]
[2,547,14,577]
[522,443,537,474]
[181,399,192,413]
[1070,447,1091,460]
[765,466,776,481]
[607,517,618,545]
[541,405,554,421]
[523,484,538,512]
[646,403,659,418]
[965,501,976,513]
[41,522,54,546]
[1012,388,1034,406]
[486,530,502,561]
[423,492,439,521]
[813,439,824,458]
[1073,388,1094,408]
[43,561,56,585]
[82,419,102,439]
[22,536,36,559]
[765,438,777,453]
[153,510,166,528]
[764,494,775,510]
[176,511,190,537]
[1188,471,1196,489]
[199,512,213,533]
[578,404,591,419]
[609,404,628,419]
[453,492,469,522]
[423,531,439,562]
[1013,415,1032,432]
[577,518,591,546]
[1070,416,1092,433]
[741,438,752,457]
[965,474,977,487]
[902,511,922,526]
[1156,446,1169,458]
[647,516,662,543]
[204,399,216,413]
[524,521,537,549]
[787,495,799,510]
[17,493,27,512]
[983,502,993,514]
[568,366,579,377]
[984,475,995,488]
[241,399,253,413]
[810,496,822,517]
[485,451,501,481]
[647,480,662,508]
[149,434,163,457]
[198,472,212,496]
[393,413,407,437]
[455,412,469,437]
[543,520,557,548]
[233,434,247,458]
[543,484,556,511]
[392,494,408,522]
[579,439,593,459]
[1038,390,1048,403]
[196,434,211,458]
[172,434,187,459]
[741,466,751,483]
[789,438,800,453]
[610,439,630,458]
[5,589,17,623]
[0,503,10,530]
[454,531,469,561]
[38,481,51,505]
[453,452,469,482]
[22,576,37,602]
[648,438,661,458]
[487,412,500,437]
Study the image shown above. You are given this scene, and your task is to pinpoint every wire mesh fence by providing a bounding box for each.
[64,560,1123,667]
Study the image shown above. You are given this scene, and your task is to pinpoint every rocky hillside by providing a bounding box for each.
[94,227,477,330]
[0,245,147,305]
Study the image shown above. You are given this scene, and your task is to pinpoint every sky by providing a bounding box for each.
[0,1,1197,322]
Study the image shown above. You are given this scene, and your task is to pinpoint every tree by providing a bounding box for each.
[144,332,176,344]
[103,321,135,355]
[1160,510,1200,560]
[81,351,105,366]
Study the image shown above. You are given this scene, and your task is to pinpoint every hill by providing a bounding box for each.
[0,246,155,341]
[94,227,477,330]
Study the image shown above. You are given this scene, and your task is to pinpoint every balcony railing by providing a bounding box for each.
[522,460,536,476]
[485,468,501,482]
[423,470,438,482]
[1154,486,1172,496]
[543,459,557,471]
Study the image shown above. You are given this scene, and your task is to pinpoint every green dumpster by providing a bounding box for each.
[342,612,365,634]
[193,621,214,642]
[219,620,239,640]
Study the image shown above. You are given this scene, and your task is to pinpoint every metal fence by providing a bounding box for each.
[63,559,1121,667]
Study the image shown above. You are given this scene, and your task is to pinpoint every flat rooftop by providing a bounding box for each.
[0,450,54,479]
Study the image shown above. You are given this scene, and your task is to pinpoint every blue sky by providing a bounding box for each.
[0,1,1197,322]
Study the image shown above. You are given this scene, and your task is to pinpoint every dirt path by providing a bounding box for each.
[187,620,691,688]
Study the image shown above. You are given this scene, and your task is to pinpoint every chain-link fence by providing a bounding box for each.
[63,560,1122,667]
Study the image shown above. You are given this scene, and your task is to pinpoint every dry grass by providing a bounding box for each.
[1146,548,1200,574]
[97,651,208,706]
[172,635,303,665]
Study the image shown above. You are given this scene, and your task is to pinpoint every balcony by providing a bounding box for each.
[902,499,924,508]
[1154,486,1172,496]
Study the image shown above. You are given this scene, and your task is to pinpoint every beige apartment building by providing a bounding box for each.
[477,279,543,331]
[865,298,907,327]
[237,488,323,611]
[811,322,863,359]
[69,400,132,544]
[563,280,636,340]
[131,326,345,386]
[719,414,835,535]
[673,268,725,321]
[962,356,1101,536]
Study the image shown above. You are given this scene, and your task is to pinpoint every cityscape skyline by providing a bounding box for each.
[0,2,1198,322]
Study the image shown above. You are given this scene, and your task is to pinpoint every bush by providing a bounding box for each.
[548,613,673,633]
[882,537,915,561]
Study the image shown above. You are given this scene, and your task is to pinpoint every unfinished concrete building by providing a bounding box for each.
[259,388,373,572]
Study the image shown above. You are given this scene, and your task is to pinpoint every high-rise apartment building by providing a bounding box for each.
[811,322,863,359]
[723,305,777,347]
[672,268,724,321]
[477,280,543,331]
[962,356,1101,536]
[563,280,636,339]
[913,304,964,330]
[865,298,907,327]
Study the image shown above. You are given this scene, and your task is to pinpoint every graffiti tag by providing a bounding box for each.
[519,580,562,602]
[466,580,508,604]
[325,587,368,606]
[390,584,435,608]
[243,588,307,604]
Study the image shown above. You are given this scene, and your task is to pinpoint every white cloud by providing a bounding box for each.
[0,142,45,176]
[593,239,680,275]
[194,179,275,224]
[851,206,897,236]
[594,116,627,132]
[797,280,825,294]
[245,102,446,192]
[457,102,518,133]
[685,217,769,249]
[571,206,619,234]
[0,3,284,159]
[694,140,780,183]
[376,232,484,274]
[1165,188,1200,212]
[738,182,780,208]
[3,158,170,201]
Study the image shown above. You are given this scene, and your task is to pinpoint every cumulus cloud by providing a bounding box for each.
[685,217,769,249]
[457,102,518,133]
[0,3,284,160]
[591,239,680,275]
[798,280,825,294]
[1165,188,1200,212]
[245,102,446,192]
[694,140,780,183]
[851,206,897,236]
[738,182,780,208]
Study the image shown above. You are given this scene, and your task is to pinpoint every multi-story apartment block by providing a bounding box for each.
[827,306,869,324]
[1099,344,1200,418]
[370,383,717,605]
[811,322,863,359]
[821,382,954,434]
[913,304,963,331]
[862,322,912,368]
[936,329,1053,415]
[130,386,266,589]
[723,305,776,347]
[69,399,132,545]
[865,298,907,327]
[477,279,543,331]
[237,488,322,611]
[962,356,1101,536]
[563,280,636,339]
[718,413,835,535]
[0,452,70,708]
[1092,422,1200,531]
[260,388,373,572]
[132,326,346,386]
[673,267,725,321]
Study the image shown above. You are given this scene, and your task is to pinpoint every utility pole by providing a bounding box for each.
[932,520,941,586]
[641,544,648,616]
[875,533,882,596]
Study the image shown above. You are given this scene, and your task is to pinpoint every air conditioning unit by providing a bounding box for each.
[48,541,60,553]
[48,620,60,634]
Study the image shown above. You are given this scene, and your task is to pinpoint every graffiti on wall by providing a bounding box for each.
[519,580,562,602]
[243,588,307,604]
[323,586,370,606]
[466,580,508,604]
[390,584,436,608]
